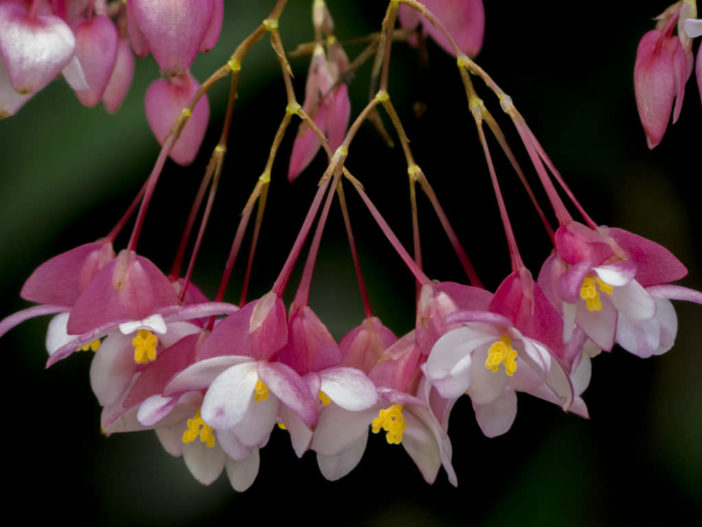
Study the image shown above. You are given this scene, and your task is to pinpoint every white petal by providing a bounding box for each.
[216,429,253,461]
[280,405,313,458]
[231,392,278,448]
[182,441,226,485]
[312,404,377,455]
[616,312,661,358]
[119,313,167,335]
[575,296,616,351]
[467,345,509,405]
[319,367,378,411]
[225,449,260,492]
[401,410,441,484]
[45,313,72,355]
[62,56,89,90]
[316,430,368,481]
[684,19,702,38]
[201,361,259,429]
[155,422,185,457]
[137,395,177,426]
[89,332,134,406]
[472,388,517,438]
[653,299,677,355]
[165,355,252,395]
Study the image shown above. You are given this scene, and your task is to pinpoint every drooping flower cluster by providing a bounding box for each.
[2,0,701,495]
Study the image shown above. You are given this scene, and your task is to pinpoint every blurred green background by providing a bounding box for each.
[1,1,701,525]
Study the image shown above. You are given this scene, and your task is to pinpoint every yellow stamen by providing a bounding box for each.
[277,422,287,430]
[77,339,101,352]
[132,329,158,364]
[182,410,215,448]
[371,404,406,445]
[254,379,269,402]
[485,335,518,376]
[580,276,613,312]
[319,391,331,407]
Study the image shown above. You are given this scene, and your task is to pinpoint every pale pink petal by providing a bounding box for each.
[199,0,223,53]
[102,38,134,113]
[258,360,318,427]
[155,422,184,457]
[575,294,617,351]
[0,304,67,340]
[316,431,368,481]
[610,280,655,320]
[671,34,689,123]
[200,361,259,429]
[0,56,32,117]
[646,284,702,304]
[72,15,118,107]
[216,428,253,461]
[616,312,661,358]
[685,19,702,38]
[89,332,135,406]
[467,345,509,405]
[231,392,278,448]
[653,299,677,355]
[132,0,214,75]
[0,3,75,93]
[182,440,225,485]
[311,404,376,456]
[558,261,592,303]
[126,0,149,57]
[472,388,517,438]
[593,261,637,287]
[401,410,441,484]
[145,72,209,166]
[136,394,178,426]
[225,449,260,492]
[165,355,252,395]
[319,367,377,411]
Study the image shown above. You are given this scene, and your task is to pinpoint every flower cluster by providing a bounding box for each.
[2,0,701,495]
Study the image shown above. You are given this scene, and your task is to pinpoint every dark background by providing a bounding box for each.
[1,1,701,525]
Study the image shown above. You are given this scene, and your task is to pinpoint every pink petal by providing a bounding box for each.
[21,241,115,306]
[132,0,214,75]
[136,394,179,427]
[248,292,288,361]
[145,72,210,166]
[634,30,677,149]
[199,0,223,53]
[646,284,702,304]
[0,3,75,93]
[287,104,328,182]
[555,222,613,266]
[102,38,134,113]
[276,305,341,376]
[368,331,422,393]
[608,228,687,286]
[420,0,485,57]
[339,316,397,373]
[326,84,350,150]
[72,14,118,107]
[66,250,180,335]
[671,34,689,123]
[557,260,592,303]
[0,304,67,340]
[615,312,661,358]
[217,428,253,461]
[126,0,149,57]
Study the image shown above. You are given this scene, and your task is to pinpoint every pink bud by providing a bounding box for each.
[72,14,118,107]
[634,29,687,148]
[102,38,134,113]
[145,72,210,166]
[131,0,214,75]
[0,2,75,94]
[199,0,223,53]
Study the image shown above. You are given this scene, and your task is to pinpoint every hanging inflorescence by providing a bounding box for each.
[2,0,702,493]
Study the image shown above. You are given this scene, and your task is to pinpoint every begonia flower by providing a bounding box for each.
[72,13,118,107]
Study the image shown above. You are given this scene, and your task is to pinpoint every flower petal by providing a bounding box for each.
[316,431,368,482]
[225,449,260,492]
[472,388,517,438]
[319,367,377,411]
[200,361,258,429]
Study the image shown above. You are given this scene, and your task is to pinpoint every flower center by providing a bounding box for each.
[182,409,215,448]
[132,329,158,364]
[372,404,406,445]
[485,335,518,376]
[580,275,613,312]
[254,379,269,402]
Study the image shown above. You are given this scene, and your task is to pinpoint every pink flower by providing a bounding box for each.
[71,14,118,107]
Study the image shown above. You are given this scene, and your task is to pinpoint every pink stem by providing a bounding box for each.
[105,180,147,243]
[240,185,268,306]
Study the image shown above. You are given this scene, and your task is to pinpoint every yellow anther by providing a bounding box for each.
[371,404,406,445]
[319,391,331,407]
[254,379,269,402]
[228,57,241,72]
[78,339,101,352]
[262,18,279,31]
[485,335,518,376]
[375,90,390,103]
[132,329,158,364]
[580,276,613,312]
[286,102,302,115]
[277,422,287,430]
[456,55,471,69]
[182,410,216,448]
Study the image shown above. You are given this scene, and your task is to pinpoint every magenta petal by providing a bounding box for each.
[340,317,397,372]
[102,38,134,113]
[126,0,149,58]
[258,361,318,427]
[608,227,687,286]
[557,261,592,303]
[421,0,485,57]
[0,3,75,94]
[67,250,180,335]
[555,222,613,266]
[145,72,210,166]
[248,292,288,361]
[132,0,214,75]
[647,284,702,304]
[21,241,115,306]
[199,0,223,53]
[671,35,689,123]
[197,304,255,360]
[634,30,677,149]
[0,304,67,339]
[276,305,341,376]
[287,105,328,182]
[326,84,350,150]
[72,15,118,107]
